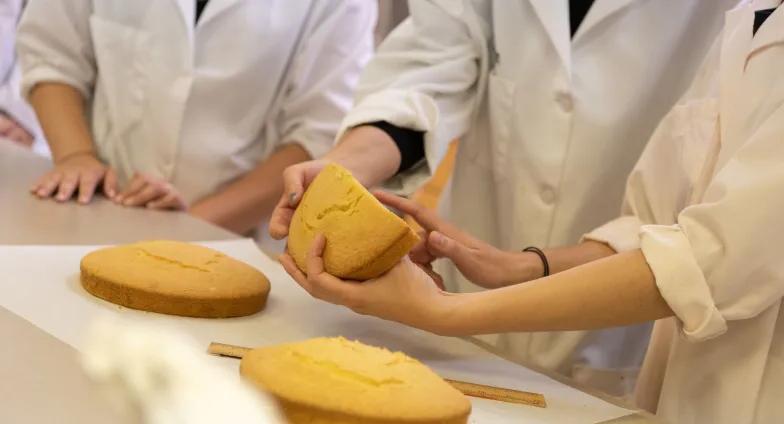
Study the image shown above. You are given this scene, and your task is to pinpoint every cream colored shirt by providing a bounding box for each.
[586,1,784,422]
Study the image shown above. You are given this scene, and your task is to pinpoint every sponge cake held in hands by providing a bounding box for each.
[287,163,419,280]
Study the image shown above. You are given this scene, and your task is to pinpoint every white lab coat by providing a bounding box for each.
[0,0,45,155]
[585,1,784,422]
[16,0,375,204]
[337,0,737,393]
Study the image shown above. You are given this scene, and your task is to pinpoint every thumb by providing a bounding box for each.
[282,167,306,208]
[270,165,308,240]
[427,231,476,269]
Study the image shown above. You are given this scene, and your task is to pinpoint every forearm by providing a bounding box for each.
[29,82,95,162]
[326,125,401,187]
[190,143,311,234]
[541,240,617,275]
[498,241,618,287]
[440,249,673,336]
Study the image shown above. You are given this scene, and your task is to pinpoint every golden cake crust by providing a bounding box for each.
[80,240,270,318]
[288,163,419,280]
[240,337,471,424]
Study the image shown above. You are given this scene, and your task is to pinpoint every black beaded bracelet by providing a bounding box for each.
[523,246,550,277]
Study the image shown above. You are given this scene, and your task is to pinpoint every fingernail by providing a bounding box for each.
[79,196,88,204]
[431,232,448,247]
[123,199,132,206]
[288,192,298,206]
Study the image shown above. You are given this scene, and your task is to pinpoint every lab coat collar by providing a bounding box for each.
[715,1,784,169]
[718,3,751,152]
[170,0,243,35]
[527,0,638,76]
[196,0,244,28]
[171,0,195,40]
[572,0,636,43]
[528,0,571,75]
[749,3,784,61]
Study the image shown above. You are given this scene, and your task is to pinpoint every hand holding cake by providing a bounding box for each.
[280,234,458,335]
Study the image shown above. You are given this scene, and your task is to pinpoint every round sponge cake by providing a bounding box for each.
[240,337,471,424]
[288,163,419,280]
[80,240,270,318]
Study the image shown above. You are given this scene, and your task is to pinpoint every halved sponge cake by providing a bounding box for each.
[287,163,419,280]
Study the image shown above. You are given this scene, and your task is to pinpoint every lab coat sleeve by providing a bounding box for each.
[275,0,376,160]
[0,0,30,127]
[0,66,44,147]
[336,0,485,195]
[640,103,784,342]
[15,0,95,100]
[0,0,45,151]
[582,215,643,253]
[0,0,20,83]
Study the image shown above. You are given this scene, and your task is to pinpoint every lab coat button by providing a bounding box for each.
[554,91,574,112]
[541,187,556,204]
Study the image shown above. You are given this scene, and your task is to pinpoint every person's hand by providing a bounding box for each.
[280,234,462,335]
[268,159,330,239]
[30,152,113,204]
[0,113,34,147]
[374,190,541,289]
[114,172,187,210]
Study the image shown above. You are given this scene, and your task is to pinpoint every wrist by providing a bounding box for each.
[54,148,96,164]
[329,126,400,186]
[429,292,472,337]
[503,250,544,285]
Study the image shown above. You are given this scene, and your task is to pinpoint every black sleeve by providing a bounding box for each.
[362,121,426,175]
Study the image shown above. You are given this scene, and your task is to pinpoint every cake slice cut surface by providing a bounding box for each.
[288,163,419,280]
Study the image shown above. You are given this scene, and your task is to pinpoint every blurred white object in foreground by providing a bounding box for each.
[81,318,283,424]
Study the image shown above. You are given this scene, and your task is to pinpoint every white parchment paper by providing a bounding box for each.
[0,240,635,423]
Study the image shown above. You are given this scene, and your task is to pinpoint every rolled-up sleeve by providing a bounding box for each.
[641,104,784,342]
[276,0,376,160]
[640,224,727,341]
[337,0,484,195]
[16,0,96,100]
[583,215,644,253]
